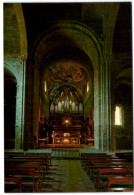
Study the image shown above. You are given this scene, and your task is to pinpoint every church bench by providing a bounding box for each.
[4,152,24,157]
[80,152,107,158]
[5,168,38,192]
[24,153,52,166]
[87,159,127,175]
[22,154,50,171]
[92,163,133,181]
[5,163,42,184]
[5,159,46,176]
[116,152,133,162]
[5,177,22,192]
[81,154,112,168]
[107,177,133,192]
[10,154,50,173]
[85,157,123,171]
[81,153,110,160]
[96,168,133,191]
[5,152,52,166]
[81,153,108,164]
[81,153,110,162]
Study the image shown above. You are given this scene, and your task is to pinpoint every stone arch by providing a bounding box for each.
[29,21,103,149]
[4,3,27,57]
[4,60,26,149]
[40,46,94,81]
[4,68,17,149]
[32,21,102,70]
[104,3,120,56]
[49,83,83,102]
[14,3,27,55]
[4,3,27,149]
[4,61,21,84]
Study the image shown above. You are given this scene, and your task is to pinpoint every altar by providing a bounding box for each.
[53,137,80,144]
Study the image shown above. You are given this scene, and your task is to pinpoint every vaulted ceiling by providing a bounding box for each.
[45,60,90,101]
[4,2,132,105]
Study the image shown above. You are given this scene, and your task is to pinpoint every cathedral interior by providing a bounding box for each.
[4,2,133,193]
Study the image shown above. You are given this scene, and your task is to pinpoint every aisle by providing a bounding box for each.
[38,159,96,192]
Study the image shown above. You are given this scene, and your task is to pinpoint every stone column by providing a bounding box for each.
[33,65,40,148]
[15,83,23,150]
[94,66,100,149]
[99,56,112,152]
[15,54,27,150]
[23,56,34,150]
[111,94,116,152]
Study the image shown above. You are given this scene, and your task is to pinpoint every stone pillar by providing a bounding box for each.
[23,57,34,150]
[33,65,40,148]
[15,54,27,150]
[111,94,116,152]
[94,67,100,149]
[15,84,23,149]
[99,56,111,152]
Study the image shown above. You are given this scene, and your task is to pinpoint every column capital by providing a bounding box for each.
[18,53,28,64]
[102,54,113,63]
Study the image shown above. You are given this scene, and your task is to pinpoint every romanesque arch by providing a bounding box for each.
[4,3,27,149]
[27,21,107,150]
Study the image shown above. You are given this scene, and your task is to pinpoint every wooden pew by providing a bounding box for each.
[81,154,113,169]
[5,178,22,192]
[87,159,126,174]
[84,156,119,170]
[5,159,46,176]
[5,152,52,166]
[24,153,52,166]
[80,152,107,158]
[107,177,133,192]
[5,163,42,184]
[5,168,38,192]
[116,152,133,162]
[4,152,24,157]
[81,153,109,166]
[9,154,49,173]
[92,163,133,181]
[96,168,133,191]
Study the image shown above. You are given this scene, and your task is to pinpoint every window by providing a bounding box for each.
[115,105,124,126]
[44,81,47,92]
[87,81,90,92]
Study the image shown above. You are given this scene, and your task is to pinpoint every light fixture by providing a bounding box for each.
[65,119,69,123]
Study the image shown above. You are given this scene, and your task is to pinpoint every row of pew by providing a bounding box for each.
[4,152,52,192]
[81,152,133,192]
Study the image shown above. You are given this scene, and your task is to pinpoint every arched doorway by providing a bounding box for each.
[4,68,17,149]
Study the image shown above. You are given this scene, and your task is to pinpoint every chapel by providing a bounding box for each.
[4,2,133,192]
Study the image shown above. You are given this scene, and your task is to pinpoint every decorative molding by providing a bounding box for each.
[18,53,28,64]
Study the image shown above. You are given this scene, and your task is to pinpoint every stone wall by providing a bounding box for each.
[111,53,132,151]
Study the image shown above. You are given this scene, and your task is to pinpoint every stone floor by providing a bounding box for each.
[37,159,96,192]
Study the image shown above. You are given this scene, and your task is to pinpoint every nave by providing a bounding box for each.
[37,159,96,192]
[4,3,133,193]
